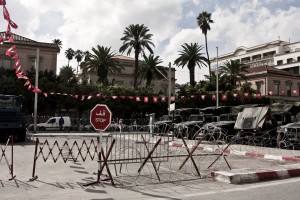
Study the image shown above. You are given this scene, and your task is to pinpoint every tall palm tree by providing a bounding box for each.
[197,11,214,81]
[52,39,62,52]
[119,24,155,88]
[65,48,75,67]
[75,50,83,74]
[174,43,208,87]
[139,54,167,87]
[83,45,124,85]
[83,51,91,62]
[221,59,249,88]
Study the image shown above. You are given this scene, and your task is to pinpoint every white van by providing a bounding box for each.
[36,116,71,131]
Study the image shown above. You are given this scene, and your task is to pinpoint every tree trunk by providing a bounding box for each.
[205,34,211,82]
[189,64,196,87]
[133,49,139,88]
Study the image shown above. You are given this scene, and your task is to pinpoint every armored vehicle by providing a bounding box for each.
[200,113,237,142]
[234,106,278,146]
[0,94,27,142]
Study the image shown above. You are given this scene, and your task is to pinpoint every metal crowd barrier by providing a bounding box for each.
[29,133,100,181]
[0,135,16,180]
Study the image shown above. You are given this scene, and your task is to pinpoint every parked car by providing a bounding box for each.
[28,116,71,131]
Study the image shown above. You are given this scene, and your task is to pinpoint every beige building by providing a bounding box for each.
[0,32,59,72]
[239,65,300,101]
[82,55,176,95]
[211,40,300,101]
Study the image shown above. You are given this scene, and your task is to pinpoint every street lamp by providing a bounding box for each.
[156,62,172,116]
[216,46,219,108]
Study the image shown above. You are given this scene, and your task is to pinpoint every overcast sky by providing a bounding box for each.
[2,0,300,84]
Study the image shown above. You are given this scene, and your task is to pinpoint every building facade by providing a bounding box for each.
[0,32,60,73]
[240,65,300,101]
[211,40,300,72]
[82,55,176,95]
[210,40,300,101]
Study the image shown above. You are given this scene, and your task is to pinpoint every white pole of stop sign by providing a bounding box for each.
[98,130,102,173]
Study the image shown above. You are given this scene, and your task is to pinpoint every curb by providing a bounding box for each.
[211,165,300,184]
[169,142,300,163]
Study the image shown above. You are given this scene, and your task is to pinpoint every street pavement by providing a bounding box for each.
[0,133,300,199]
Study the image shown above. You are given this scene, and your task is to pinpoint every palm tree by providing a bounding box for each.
[59,65,76,83]
[174,43,208,87]
[203,70,230,91]
[221,59,249,88]
[83,51,91,61]
[65,48,75,67]
[83,45,124,85]
[75,50,83,74]
[52,39,62,52]
[119,24,155,88]
[196,11,214,81]
[139,54,167,87]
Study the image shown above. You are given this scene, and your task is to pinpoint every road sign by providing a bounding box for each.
[90,104,112,131]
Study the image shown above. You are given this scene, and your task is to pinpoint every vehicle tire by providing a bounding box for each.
[18,132,26,142]
[276,132,284,148]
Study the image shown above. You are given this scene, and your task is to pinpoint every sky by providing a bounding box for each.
[2,0,300,84]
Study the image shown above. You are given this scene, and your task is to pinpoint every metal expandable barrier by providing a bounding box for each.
[0,135,16,180]
[29,134,99,181]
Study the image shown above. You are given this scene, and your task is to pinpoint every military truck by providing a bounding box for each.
[234,106,278,146]
[200,113,237,142]
[0,94,27,142]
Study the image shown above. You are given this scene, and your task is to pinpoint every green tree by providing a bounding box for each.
[139,54,167,87]
[203,70,230,92]
[119,24,155,88]
[52,39,62,52]
[174,43,208,87]
[83,45,124,85]
[65,48,75,67]
[59,65,76,83]
[75,50,83,74]
[221,59,249,88]
[196,11,214,81]
[83,51,91,61]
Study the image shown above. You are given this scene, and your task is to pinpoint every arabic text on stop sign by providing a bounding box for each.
[95,118,106,122]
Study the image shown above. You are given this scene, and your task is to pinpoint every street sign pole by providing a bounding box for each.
[98,130,102,172]
[90,104,112,176]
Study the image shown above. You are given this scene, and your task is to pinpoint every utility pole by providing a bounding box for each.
[33,49,39,133]
[216,46,219,108]
[168,62,172,116]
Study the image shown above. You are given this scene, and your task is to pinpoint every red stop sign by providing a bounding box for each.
[90,104,112,131]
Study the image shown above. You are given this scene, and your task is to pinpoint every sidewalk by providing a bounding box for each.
[170,139,300,184]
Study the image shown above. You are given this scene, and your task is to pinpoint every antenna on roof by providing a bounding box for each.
[278,36,280,41]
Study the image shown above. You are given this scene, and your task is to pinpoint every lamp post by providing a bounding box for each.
[216,46,219,108]
[33,48,39,133]
[156,62,172,116]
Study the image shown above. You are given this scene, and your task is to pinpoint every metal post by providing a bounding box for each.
[168,62,171,116]
[33,49,39,133]
[216,47,219,108]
